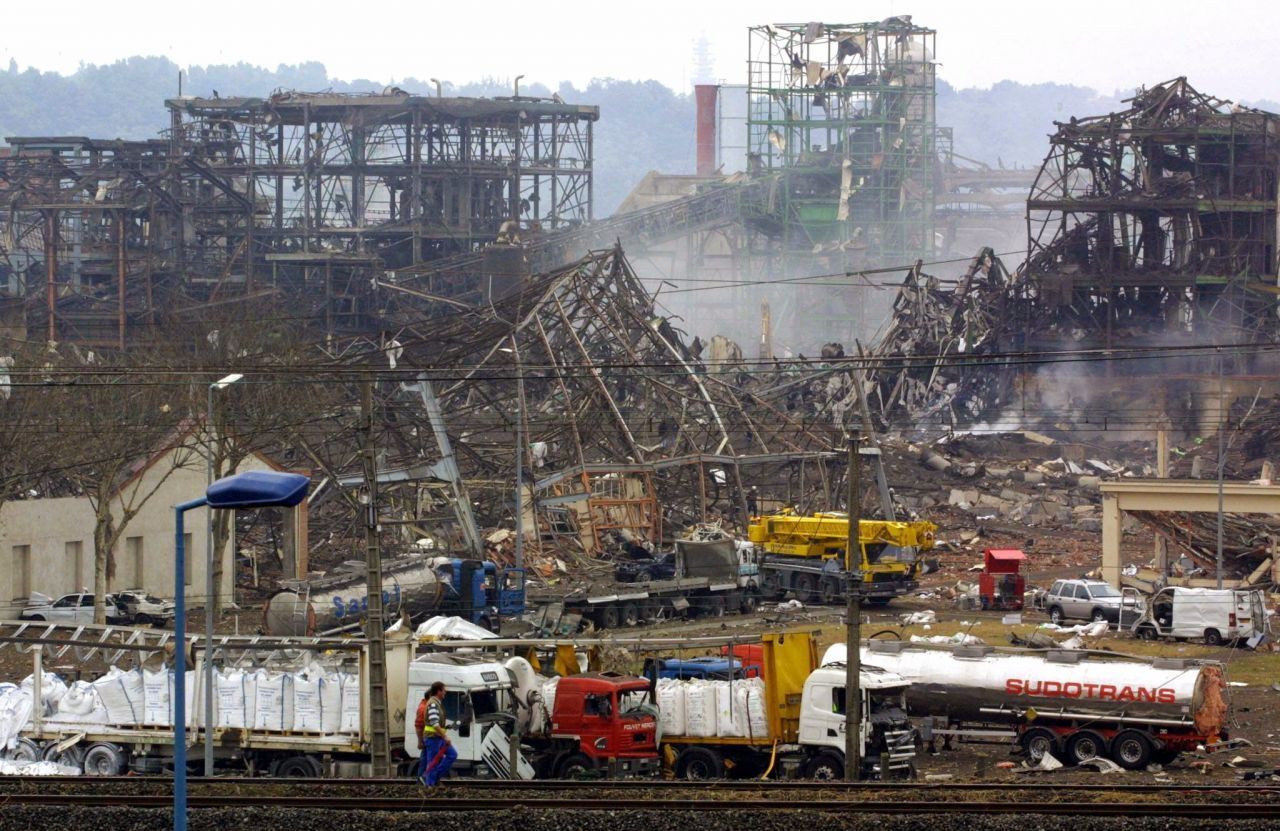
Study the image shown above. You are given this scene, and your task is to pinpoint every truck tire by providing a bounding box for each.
[740,592,759,614]
[675,746,724,780]
[272,754,323,777]
[555,752,594,779]
[640,598,661,623]
[621,602,640,628]
[701,595,725,618]
[1110,730,1153,770]
[794,574,818,603]
[1020,727,1058,764]
[1048,606,1065,625]
[1204,628,1223,646]
[762,571,784,600]
[804,750,844,781]
[1064,730,1107,765]
[1,737,39,762]
[819,577,840,605]
[1136,624,1158,641]
[82,743,126,776]
[41,741,85,771]
[595,605,621,630]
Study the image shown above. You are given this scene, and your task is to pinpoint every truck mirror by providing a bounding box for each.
[462,699,474,725]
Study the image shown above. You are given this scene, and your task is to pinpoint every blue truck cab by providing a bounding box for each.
[445,558,525,631]
[643,656,745,682]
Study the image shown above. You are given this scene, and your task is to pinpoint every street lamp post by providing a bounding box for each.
[174,470,308,831]
[205,372,242,776]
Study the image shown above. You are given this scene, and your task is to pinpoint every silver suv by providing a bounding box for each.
[1042,579,1132,625]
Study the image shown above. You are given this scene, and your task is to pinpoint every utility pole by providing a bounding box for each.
[1216,351,1226,590]
[361,379,391,775]
[512,336,526,572]
[844,429,863,781]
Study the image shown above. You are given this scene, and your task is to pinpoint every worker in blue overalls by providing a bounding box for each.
[414,681,457,786]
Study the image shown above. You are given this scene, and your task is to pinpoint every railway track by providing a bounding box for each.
[0,792,1278,818]
[1,774,1277,795]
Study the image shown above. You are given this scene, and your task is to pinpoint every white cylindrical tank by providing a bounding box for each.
[263,556,446,636]
[822,642,1226,735]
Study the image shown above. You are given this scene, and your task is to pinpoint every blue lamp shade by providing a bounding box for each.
[206,471,310,509]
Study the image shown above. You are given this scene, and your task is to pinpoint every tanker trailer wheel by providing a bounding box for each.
[1048,606,1065,625]
[819,577,840,605]
[1110,730,1153,770]
[1019,728,1059,765]
[82,743,126,776]
[620,602,640,628]
[675,746,725,780]
[803,750,844,781]
[1203,628,1224,646]
[1064,730,1107,765]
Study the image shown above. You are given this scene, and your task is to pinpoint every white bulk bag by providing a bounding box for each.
[292,671,323,732]
[93,667,144,725]
[656,678,686,736]
[736,678,769,739]
[142,668,172,726]
[0,684,33,751]
[683,680,717,738]
[216,669,260,729]
[54,682,98,719]
[320,673,343,735]
[339,674,361,734]
[715,681,746,737]
[252,671,293,731]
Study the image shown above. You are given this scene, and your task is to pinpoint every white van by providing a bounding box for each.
[1132,587,1270,645]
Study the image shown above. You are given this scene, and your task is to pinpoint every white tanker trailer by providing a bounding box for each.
[263,555,526,636]
[822,641,1228,770]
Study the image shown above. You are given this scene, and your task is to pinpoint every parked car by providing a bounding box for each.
[614,552,677,583]
[19,592,129,624]
[1042,579,1139,625]
[112,589,176,626]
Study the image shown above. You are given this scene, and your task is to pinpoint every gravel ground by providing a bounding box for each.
[0,809,1277,831]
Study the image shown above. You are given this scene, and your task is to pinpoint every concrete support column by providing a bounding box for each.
[1101,493,1124,587]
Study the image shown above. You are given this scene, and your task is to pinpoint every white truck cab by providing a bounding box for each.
[404,654,534,778]
[1133,586,1270,645]
[797,663,916,779]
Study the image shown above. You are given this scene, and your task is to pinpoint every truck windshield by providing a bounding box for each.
[619,689,651,715]
[866,543,914,565]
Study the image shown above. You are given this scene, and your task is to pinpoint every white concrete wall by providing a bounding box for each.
[0,446,277,616]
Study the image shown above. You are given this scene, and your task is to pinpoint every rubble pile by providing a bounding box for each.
[861,248,1022,431]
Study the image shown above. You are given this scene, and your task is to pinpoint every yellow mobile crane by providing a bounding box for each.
[746,447,936,606]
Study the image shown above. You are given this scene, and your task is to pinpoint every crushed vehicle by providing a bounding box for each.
[111,590,175,627]
[1131,587,1270,646]
[614,552,677,583]
[18,593,129,625]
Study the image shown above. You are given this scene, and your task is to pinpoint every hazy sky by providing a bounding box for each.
[8,1,1280,101]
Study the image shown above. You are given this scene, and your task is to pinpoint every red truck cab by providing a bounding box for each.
[548,672,659,777]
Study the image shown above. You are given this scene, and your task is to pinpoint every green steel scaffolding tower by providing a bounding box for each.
[746,20,936,267]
